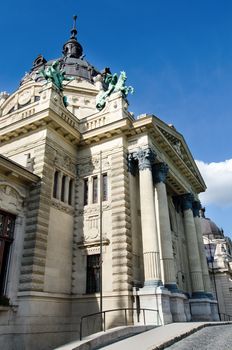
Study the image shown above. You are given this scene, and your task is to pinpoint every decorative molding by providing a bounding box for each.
[152,162,169,184]
[51,200,74,214]
[77,155,111,177]
[53,151,76,175]
[77,238,110,249]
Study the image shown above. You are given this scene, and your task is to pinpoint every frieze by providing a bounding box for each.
[77,155,111,176]
[53,151,76,174]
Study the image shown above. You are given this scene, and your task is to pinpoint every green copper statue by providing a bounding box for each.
[96,70,134,111]
[40,61,73,91]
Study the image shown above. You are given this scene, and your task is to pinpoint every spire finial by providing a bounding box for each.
[71,15,77,39]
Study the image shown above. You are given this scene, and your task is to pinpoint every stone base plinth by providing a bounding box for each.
[134,286,173,325]
[189,298,212,321]
[170,293,187,322]
[210,300,220,321]
[184,299,191,321]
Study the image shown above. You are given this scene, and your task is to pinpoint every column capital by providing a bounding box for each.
[181,193,194,211]
[173,193,195,212]
[192,200,201,217]
[127,153,137,176]
[133,148,156,171]
[152,163,169,184]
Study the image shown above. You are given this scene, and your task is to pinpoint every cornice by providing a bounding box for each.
[0,107,81,146]
[0,155,39,184]
[125,115,206,194]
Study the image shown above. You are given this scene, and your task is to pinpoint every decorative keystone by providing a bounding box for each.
[152,163,169,184]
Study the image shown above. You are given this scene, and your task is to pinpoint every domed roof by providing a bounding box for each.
[20,16,99,85]
[200,209,223,238]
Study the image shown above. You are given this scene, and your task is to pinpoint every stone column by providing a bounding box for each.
[64,176,70,204]
[193,200,213,297]
[181,194,205,298]
[153,163,178,292]
[133,148,162,286]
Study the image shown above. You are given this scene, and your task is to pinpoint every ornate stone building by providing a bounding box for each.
[0,19,219,350]
[201,209,232,318]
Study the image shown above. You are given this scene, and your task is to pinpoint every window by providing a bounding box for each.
[53,170,74,206]
[83,178,88,206]
[0,211,15,296]
[68,180,73,205]
[102,174,108,201]
[86,254,100,294]
[53,171,59,198]
[92,176,98,204]
[61,175,66,202]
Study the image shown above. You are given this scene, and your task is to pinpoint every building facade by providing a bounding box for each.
[0,20,219,350]
[201,209,232,318]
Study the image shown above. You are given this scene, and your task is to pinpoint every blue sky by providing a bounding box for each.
[0,1,232,235]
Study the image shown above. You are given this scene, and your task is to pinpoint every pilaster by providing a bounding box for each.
[111,147,133,291]
[19,141,53,292]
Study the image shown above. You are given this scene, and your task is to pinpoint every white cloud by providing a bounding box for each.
[195,159,232,207]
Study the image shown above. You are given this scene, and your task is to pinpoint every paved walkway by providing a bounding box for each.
[165,324,232,350]
[99,322,231,350]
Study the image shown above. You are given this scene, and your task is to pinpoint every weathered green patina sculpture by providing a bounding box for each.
[96,70,134,111]
[40,61,73,91]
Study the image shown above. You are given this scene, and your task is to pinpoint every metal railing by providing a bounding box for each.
[80,307,161,340]
[219,313,232,321]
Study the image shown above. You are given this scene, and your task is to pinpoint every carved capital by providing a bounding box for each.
[192,200,201,217]
[152,163,169,184]
[172,193,194,212]
[133,148,156,171]
[180,193,194,211]
[127,153,137,176]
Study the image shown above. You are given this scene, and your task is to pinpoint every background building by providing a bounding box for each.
[201,208,232,319]
[0,19,219,350]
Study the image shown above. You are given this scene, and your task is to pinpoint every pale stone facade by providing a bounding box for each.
[201,210,232,319]
[0,21,219,350]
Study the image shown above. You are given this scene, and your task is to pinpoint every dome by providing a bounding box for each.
[200,215,223,238]
[20,16,99,86]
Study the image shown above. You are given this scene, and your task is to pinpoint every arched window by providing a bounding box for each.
[53,171,59,198]
[68,179,73,205]
[61,175,66,202]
